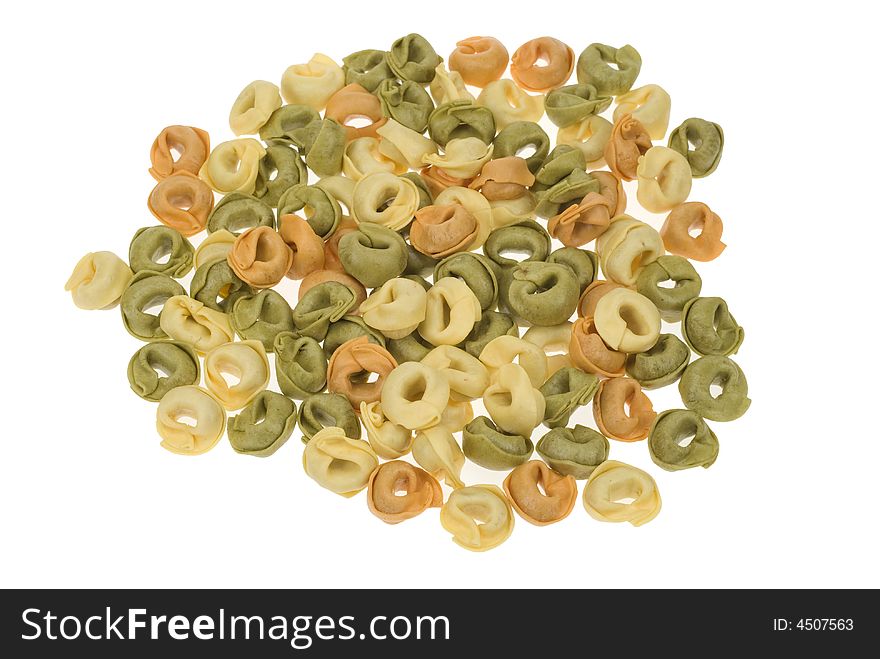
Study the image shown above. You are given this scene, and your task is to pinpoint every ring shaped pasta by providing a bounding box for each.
[582,460,661,525]
[613,85,672,140]
[681,296,745,357]
[325,83,387,141]
[492,121,550,174]
[352,172,420,231]
[660,202,726,262]
[281,53,344,110]
[484,219,551,269]
[605,114,653,181]
[377,79,434,134]
[534,143,586,186]
[278,184,342,240]
[298,393,361,443]
[195,230,236,269]
[483,363,546,438]
[648,409,719,471]
[148,171,214,237]
[274,332,327,399]
[539,366,599,429]
[325,315,386,358]
[547,191,613,247]
[504,461,577,526]
[547,247,597,294]
[533,172,600,220]
[207,193,275,235]
[626,333,690,389]
[278,214,325,280]
[419,165,470,198]
[66,251,133,310]
[462,415,533,470]
[359,277,428,339]
[593,377,656,442]
[204,340,270,410]
[226,226,293,289]
[636,255,702,321]
[412,425,466,488]
[523,322,573,375]
[120,271,185,340]
[636,146,693,213]
[418,277,482,346]
[507,261,581,326]
[326,336,398,408]
[259,104,320,145]
[510,37,575,92]
[433,252,499,312]
[569,316,626,378]
[149,125,210,181]
[463,311,519,358]
[428,100,496,147]
[294,118,346,178]
[536,425,609,479]
[127,341,200,402]
[432,186,494,248]
[129,226,193,279]
[477,80,544,129]
[338,223,408,288]
[230,290,294,351]
[199,138,266,195]
[576,43,642,95]
[422,345,490,401]
[429,64,474,105]
[386,33,442,84]
[594,288,661,353]
[367,460,442,523]
[156,386,226,456]
[469,156,534,201]
[556,115,612,167]
[668,118,724,178]
[303,426,378,497]
[409,203,478,259]
[292,281,357,341]
[343,137,403,181]
[387,331,434,364]
[343,49,394,93]
[376,119,439,170]
[545,84,611,128]
[449,36,509,87]
[229,80,282,136]
[300,271,367,314]
[576,279,623,319]
[360,401,414,459]
[227,391,297,457]
[679,356,751,421]
[596,215,664,286]
[441,485,514,552]
[423,137,493,179]
[441,400,474,433]
[380,361,450,431]
[159,295,234,354]
[254,145,307,207]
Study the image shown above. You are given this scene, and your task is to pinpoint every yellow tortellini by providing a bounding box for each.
[65,251,133,310]
[156,386,226,456]
[380,362,450,430]
[422,345,490,401]
[440,485,514,552]
[302,426,379,497]
[556,115,613,168]
[360,400,414,459]
[412,425,466,488]
[582,460,662,526]
[636,146,693,213]
[479,335,549,387]
[418,276,482,345]
[360,277,428,339]
[281,53,345,111]
[613,84,671,140]
[204,340,270,410]
[594,288,661,353]
[159,295,234,353]
[422,137,494,179]
[229,80,282,136]
[596,215,664,286]
[483,363,546,438]
[199,139,266,195]
[522,322,573,375]
[343,137,406,180]
[352,171,421,230]
[429,63,475,105]
[376,119,439,170]
[476,79,544,129]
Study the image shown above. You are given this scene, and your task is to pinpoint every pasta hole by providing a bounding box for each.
[623,399,632,417]
[494,391,513,406]
[441,300,452,328]
[143,296,169,317]
[536,480,548,497]
[169,193,194,211]
[515,144,537,159]
[709,375,727,399]
[613,496,636,505]
[169,146,183,162]
[688,220,705,238]
[677,432,696,448]
[267,168,279,182]
[712,307,723,332]
[151,238,173,265]
[252,405,267,425]
[312,409,337,428]
[345,116,372,129]
[657,278,677,289]
[402,380,427,402]
[255,239,273,262]
[175,414,198,427]
[376,196,396,213]
[151,363,172,379]
[606,61,621,71]
[619,304,648,335]
[535,56,550,68]
[219,368,242,388]
[498,248,532,263]
[630,250,650,275]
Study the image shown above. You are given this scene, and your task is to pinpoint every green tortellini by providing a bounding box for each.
[292,281,357,341]
[254,144,308,206]
[400,172,434,209]
[534,144,586,187]
[342,49,394,92]
[298,392,361,443]
[428,100,496,147]
[626,333,691,389]
[536,425,610,479]
[292,118,346,177]
[120,270,186,341]
[386,331,434,364]
[127,341,200,402]
[462,416,534,470]
[539,367,599,428]
[189,258,254,312]
[461,311,518,358]
[227,391,298,457]
[377,79,435,133]
[434,252,500,312]
[230,289,295,351]
[386,33,442,84]
[546,246,597,294]
[404,242,439,277]
[668,117,724,178]
[636,255,703,321]
[648,409,719,471]
[129,226,194,278]
[338,223,408,288]
[576,43,642,95]
[207,192,275,235]
[679,355,750,422]
[492,121,550,174]
[484,220,552,269]
[544,84,612,128]
[681,296,745,357]
[277,183,342,239]
[323,315,387,358]
[532,147,599,217]
[274,332,328,399]
[259,104,320,144]
[506,261,580,326]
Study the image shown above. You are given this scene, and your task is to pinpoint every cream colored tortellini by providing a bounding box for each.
[476,79,544,129]
[418,277,482,346]
[582,460,662,526]
[429,64,475,105]
[412,425,466,488]
[65,251,133,310]
[613,84,671,140]
[523,322,573,375]
[204,340,270,410]
[360,277,428,339]
[380,362,450,431]
[343,137,406,181]
[229,80,282,136]
[422,345,490,401]
[360,400,414,459]
[594,288,661,353]
[479,335,549,388]
[281,53,345,111]
[156,386,226,456]
[376,119,439,170]
[199,139,266,195]
[194,230,236,268]
[636,146,693,213]
[440,485,514,552]
[302,426,379,497]
[422,137,494,179]
[596,215,664,286]
[483,363,546,438]
[352,171,421,230]
[159,295,234,353]
[556,115,613,168]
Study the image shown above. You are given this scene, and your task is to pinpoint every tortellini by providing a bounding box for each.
[544,84,611,128]
[636,255,702,321]
[204,340,270,410]
[380,362,450,431]
[120,271,186,341]
[149,125,210,181]
[352,171,420,230]
[377,78,434,133]
[449,36,509,87]
[274,333,328,399]
[605,114,652,181]
[66,251,133,310]
[477,80,544,129]
[539,366,599,429]
[636,146,693,213]
[326,336,398,407]
[596,215,664,286]
[230,290,295,351]
[681,296,745,357]
[510,36,575,92]
[409,203,478,258]
[367,460,442,523]
[593,287,661,353]
[483,363,545,438]
[298,393,361,442]
[613,84,672,140]
[227,391,297,457]
[648,410,719,471]
[338,222,409,288]
[412,425,466,488]
[360,277,428,340]
[281,53,345,111]
[199,139,266,195]
[462,416,533,470]
[387,33,442,84]
[593,377,656,442]
[227,226,293,289]
[228,80,282,136]
[159,295,234,353]
[129,226,193,279]
[156,386,226,456]
[667,117,724,178]
[660,202,726,262]
[127,341,200,402]
[428,100,496,147]
[292,281,357,341]
[422,345,489,401]
[536,424,609,479]
[506,262,581,326]
[148,172,214,236]
[523,322,573,375]
[679,356,750,421]
[342,49,394,93]
[326,83,387,141]
[440,485,514,552]
[479,335,548,388]
[569,316,627,378]
[576,43,642,95]
[207,193,275,235]
[582,460,661,526]
[418,277,482,346]
[504,461,578,525]
[302,426,378,497]
[626,334,691,389]
[360,401,414,459]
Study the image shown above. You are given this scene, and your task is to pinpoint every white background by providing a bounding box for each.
[1,0,877,589]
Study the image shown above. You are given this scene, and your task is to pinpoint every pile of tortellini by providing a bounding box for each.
[65,35,748,551]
